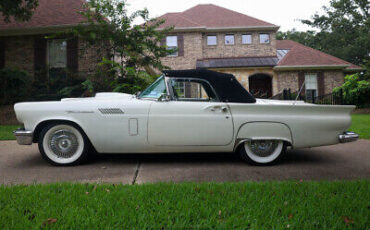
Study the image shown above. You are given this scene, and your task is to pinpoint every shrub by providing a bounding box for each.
[0,68,31,105]
[334,73,370,107]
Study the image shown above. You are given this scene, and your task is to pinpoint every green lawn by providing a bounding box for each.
[0,181,368,229]
[0,125,18,140]
[349,114,370,139]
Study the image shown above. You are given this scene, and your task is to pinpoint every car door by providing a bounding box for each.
[148,78,233,146]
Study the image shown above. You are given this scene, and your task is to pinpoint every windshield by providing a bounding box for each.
[139,76,167,99]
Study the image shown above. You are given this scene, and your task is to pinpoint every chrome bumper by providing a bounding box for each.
[13,128,33,145]
[338,131,359,143]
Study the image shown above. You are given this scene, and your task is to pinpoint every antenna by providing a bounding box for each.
[294,81,305,104]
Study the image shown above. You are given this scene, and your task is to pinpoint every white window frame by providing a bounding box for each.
[166,36,178,57]
[242,34,252,44]
[259,33,270,44]
[47,39,67,69]
[224,34,235,45]
[207,35,217,46]
[305,73,318,97]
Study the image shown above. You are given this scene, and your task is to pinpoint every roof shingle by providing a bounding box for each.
[156,4,277,29]
[0,0,86,31]
[276,40,361,70]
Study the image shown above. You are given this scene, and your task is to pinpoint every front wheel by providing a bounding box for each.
[38,123,90,166]
[239,140,285,165]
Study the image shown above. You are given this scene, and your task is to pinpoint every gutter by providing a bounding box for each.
[273,64,350,71]
[0,23,88,36]
[157,25,280,33]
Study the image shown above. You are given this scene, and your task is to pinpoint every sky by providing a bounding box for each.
[126,0,331,31]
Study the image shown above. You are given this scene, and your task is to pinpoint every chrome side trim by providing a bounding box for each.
[98,108,124,114]
[338,131,359,143]
[13,128,33,145]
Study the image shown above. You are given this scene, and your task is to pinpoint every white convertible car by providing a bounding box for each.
[14,69,358,166]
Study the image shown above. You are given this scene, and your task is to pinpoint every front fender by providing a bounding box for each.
[235,122,293,149]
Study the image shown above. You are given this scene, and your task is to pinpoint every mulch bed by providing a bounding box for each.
[0,105,19,125]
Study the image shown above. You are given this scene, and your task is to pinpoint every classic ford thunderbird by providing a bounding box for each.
[14,69,358,166]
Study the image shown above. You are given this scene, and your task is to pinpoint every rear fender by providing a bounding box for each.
[234,122,293,151]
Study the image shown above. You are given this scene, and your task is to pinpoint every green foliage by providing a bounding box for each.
[0,181,369,229]
[0,68,31,105]
[276,29,317,48]
[58,0,173,95]
[298,0,369,65]
[334,73,370,107]
[0,0,38,22]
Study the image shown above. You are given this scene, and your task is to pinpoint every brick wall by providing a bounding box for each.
[3,36,34,77]
[202,31,276,58]
[160,32,203,70]
[276,70,345,95]
[1,35,103,78]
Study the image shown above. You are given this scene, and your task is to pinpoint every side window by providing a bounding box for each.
[166,36,178,56]
[170,78,218,102]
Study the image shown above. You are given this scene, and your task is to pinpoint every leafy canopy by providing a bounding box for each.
[0,0,38,22]
[68,0,173,94]
[278,0,369,65]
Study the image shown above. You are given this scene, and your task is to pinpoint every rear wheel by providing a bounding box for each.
[38,123,90,166]
[239,140,285,165]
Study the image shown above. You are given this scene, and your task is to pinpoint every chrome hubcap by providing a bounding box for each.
[247,140,278,157]
[48,129,78,158]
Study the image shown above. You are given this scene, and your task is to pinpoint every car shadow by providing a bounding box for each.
[91,149,329,165]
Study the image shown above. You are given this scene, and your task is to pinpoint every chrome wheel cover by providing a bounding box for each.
[247,140,279,157]
[48,129,79,158]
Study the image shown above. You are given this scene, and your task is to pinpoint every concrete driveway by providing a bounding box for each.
[1,140,369,185]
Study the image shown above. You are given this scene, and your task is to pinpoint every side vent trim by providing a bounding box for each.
[98,108,124,115]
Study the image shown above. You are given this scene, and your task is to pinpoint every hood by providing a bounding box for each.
[61,92,134,102]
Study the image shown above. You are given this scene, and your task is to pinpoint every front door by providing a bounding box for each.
[248,74,272,98]
[147,78,233,146]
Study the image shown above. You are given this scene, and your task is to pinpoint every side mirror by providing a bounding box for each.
[135,91,141,98]
[158,93,170,102]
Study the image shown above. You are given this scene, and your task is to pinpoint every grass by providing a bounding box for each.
[349,114,370,139]
[0,125,18,140]
[0,181,369,229]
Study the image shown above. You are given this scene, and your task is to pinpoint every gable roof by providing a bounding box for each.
[156,4,278,31]
[276,40,362,71]
[0,0,86,35]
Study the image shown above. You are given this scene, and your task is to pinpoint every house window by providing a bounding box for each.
[48,39,67,68]
[48,39,67,78]
[305,73,318,98]
[225,34,234,45]
[166,36,178,56]
[259,33,270,44]
[207,35,217,45]
[242,34,252,44]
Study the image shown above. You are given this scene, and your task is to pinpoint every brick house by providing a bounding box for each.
[157,4,362,98]
[0,0,102,80]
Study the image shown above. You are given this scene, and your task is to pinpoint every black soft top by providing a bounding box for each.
[163,69,256,103]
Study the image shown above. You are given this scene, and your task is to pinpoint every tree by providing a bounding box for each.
[276,29,317,49]
[300,0,369,65]
[0,0,38,22]
[65,0,173,94]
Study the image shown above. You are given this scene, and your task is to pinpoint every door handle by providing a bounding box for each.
[221,107,228,112]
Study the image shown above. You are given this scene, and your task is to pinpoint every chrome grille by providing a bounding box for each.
[98,108,124,114]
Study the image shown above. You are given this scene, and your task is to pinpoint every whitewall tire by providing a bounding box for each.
[239,140,285,165]
[38,123,90,166]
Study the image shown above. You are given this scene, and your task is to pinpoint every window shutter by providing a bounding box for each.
[0,40,5,69]
[34,37,47,79]
[67,38,79,72]
[298,71,305,93]
[160,37,166,47]
[317,72,325,96]
[177,34,184,56]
